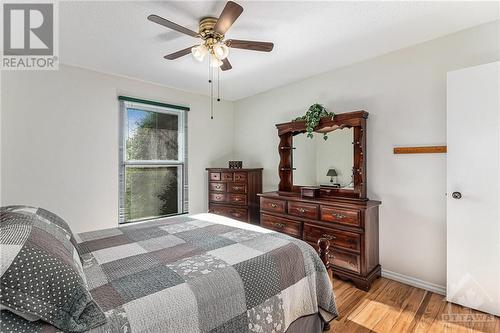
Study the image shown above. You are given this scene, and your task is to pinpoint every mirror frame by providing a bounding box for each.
[275,110,368,201]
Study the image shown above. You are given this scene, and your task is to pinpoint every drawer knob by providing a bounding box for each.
[321,233,336,241]
[215,185,221,189]
[270,203,278,208]
[298,208,306,213]
[234,186,242,190]
[332,212,346,219]
[274,222,285,228]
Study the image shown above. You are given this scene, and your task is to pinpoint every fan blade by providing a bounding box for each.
[164,46,195,60]
[148,14,199,37]
[220,58,232,71]
[214,1,243,35]
[226,39,274,52]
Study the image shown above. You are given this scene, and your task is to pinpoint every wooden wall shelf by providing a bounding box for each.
[393,146,447,154]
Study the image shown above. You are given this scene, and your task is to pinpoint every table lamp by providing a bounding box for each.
[327,169,337,183]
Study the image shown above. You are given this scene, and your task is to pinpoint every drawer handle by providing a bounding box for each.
[332,212,346,219]
[215,185,221,189]
[321,233,336,241]
[270,203,278,208]
[234,197,242,201]
[298,208,306,213]
[215,195,222,200]
[233,186,243,190]
[274,222,285,228]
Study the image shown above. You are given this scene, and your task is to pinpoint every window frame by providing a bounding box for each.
[119,99,188,224]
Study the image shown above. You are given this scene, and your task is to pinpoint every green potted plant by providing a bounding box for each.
[294,103,335,140]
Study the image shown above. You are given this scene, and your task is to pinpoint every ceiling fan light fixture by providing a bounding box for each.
[213,43,229,60]
[209,53,223,67]
[149,1,274,73]
[191,44,208,61]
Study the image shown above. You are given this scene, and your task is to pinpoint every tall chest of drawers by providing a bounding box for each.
[206,168,263,224]
[259,192,381,291]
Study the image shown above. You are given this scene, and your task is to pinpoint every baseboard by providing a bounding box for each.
[381,269,446,295]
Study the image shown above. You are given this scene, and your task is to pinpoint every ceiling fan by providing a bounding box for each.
[148,1,274,71]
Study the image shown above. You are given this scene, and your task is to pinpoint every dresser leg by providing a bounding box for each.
[352,279,371,291]
[331,265,381,292]
[322,322,331,331]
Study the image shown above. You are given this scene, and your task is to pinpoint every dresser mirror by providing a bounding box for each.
[293,128,354,190]
[276,110,368,200]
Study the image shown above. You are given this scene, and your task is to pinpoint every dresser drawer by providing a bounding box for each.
[303,223,361,253]
[233,172,247,182]
[260,197,286,213]
[209,172,221,181]
[320,206,360,227]
[288,201,318,220]
[209,205,248,222]
[330,249,361,274]
[228,183,247,193]
[209,182,226,192]
[228,193,247,205]
[209,193,226,203]
[221,172,233,181]
[261,214,301,238]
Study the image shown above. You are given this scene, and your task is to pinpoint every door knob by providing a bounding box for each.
[452,192,462,199]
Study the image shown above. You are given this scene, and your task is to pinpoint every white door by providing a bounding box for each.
[447,61,500,316]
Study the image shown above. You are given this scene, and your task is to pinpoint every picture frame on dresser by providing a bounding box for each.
[258,110,382,291]
[207,168,263,224]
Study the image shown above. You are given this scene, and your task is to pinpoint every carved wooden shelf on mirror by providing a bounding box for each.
[259,110,382,291]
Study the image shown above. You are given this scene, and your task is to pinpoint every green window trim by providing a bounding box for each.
[118,96,190,112]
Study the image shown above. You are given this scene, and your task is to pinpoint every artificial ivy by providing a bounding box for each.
[294,103,335,140]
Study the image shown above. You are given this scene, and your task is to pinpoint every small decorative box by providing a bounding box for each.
[228,161,243,169]
[301,186,320,199]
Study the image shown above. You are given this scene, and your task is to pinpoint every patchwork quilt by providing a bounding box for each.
[2,213,338,333]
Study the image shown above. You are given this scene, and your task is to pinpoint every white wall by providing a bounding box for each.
[232,21,500,287]
[1,65,234,233]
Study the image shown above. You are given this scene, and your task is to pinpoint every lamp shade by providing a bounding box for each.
[326,169,337,177]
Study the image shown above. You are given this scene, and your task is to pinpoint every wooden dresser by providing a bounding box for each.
[206,168,263,224]
[260,110,381,291]
[259,192,380,291]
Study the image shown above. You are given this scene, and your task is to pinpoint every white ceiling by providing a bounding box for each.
[60,1,499,101]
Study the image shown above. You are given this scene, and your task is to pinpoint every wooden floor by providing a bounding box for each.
[328,276,499,333]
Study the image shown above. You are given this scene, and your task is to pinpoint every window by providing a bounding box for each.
[119,97,188,224]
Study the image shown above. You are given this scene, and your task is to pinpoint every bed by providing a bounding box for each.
[0,209,337,333]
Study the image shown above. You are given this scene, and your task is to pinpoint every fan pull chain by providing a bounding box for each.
[208,56,214,119]
[217,67,221,102]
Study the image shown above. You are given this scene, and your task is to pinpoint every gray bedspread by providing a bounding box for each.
[3,213,337,332]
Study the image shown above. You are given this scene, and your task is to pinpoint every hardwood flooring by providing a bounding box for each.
[328,276,499,333]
